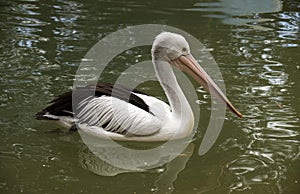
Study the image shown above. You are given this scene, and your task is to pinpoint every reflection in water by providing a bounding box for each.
[153,144,194,193]
[0,0,299,193]
[79,142,194,193]
[79,145,144,176]
[187,1,299,192]
[188,0,282,26]
[221,10,300,193]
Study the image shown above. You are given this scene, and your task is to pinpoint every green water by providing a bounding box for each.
[0,0,299,193]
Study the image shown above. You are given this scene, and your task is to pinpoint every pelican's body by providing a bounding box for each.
[36,32,242,141]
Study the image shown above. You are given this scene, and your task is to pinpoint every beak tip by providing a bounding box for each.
[237,112,243,118]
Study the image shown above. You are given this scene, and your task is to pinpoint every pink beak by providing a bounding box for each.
[173,54,243,118]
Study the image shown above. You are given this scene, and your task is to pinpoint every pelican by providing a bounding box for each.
[36,32,242,141]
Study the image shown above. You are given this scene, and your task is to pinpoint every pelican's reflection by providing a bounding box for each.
[78,139,194,191]
[153,143,194,194]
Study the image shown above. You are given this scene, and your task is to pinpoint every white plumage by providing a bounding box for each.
[77,94,170,136]
[36,32,242,142]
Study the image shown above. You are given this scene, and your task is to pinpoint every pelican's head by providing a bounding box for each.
[152,32,243,118]
[152,32,190,61]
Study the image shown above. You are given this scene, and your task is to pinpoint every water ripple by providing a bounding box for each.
[222,8,300,193]
[0,0,299,193]
[226,155,281,192]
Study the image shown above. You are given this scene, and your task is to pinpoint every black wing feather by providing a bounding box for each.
[35,82,150,120]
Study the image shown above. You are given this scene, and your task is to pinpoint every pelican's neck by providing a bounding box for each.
[153,59,194,135]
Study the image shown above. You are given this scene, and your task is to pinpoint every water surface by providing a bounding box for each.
[0,0,299,193]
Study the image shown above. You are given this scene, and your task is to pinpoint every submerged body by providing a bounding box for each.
[36,32,242,142]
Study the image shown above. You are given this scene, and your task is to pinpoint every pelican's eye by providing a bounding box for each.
[182,47,187,52]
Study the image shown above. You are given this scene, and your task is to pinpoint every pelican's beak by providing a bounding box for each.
[173,54,243,118]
